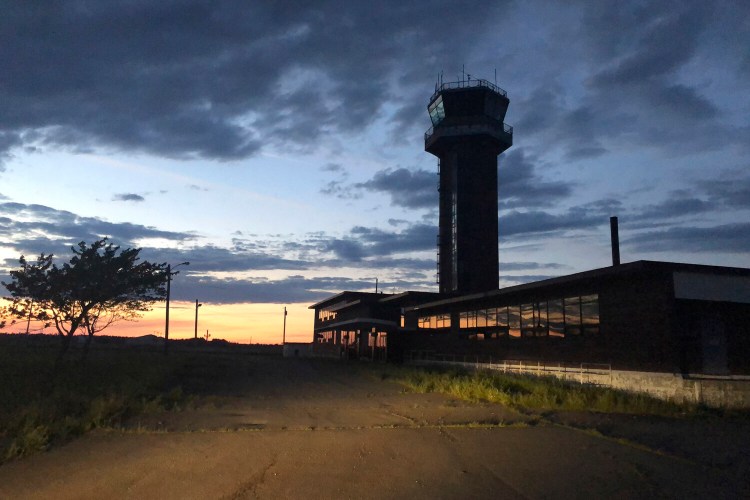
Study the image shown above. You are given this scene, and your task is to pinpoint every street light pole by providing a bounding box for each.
[194,299,202,339]
[164,261,189,355]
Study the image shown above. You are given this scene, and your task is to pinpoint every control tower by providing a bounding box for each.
[425,77,513,294]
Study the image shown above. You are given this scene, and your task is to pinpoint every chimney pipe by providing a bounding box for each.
[610,216,620,266]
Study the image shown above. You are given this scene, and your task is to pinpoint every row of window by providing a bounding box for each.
[418,295,600,338]
[318,309,337,322]
[418,313,451,329]
[316,330,386,348]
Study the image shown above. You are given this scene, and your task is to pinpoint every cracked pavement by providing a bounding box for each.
[0,356,746,499]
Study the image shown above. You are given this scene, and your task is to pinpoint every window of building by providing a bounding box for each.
[451,294,598,339]
[486,308,498,327]
[548,299,564,337]
[564,296,582,335]
[497,306,508,327]
[477,309,488,328]
[508,305,521,337]
[418,313,451,329]
[521,303,536,336]
[318,308,337,322]
[581,294,600,335]
[428,96,446,126]
[534,301,548,337]
[459,310,477,328]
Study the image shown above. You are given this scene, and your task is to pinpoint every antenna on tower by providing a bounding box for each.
[462,64,465,83]
[494,68,497,85]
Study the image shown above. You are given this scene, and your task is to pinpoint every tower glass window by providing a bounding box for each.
[428,96,445,126]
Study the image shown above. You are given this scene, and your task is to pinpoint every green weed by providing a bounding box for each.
[382,365,704,417]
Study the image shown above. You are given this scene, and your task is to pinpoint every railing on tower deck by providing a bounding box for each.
[424,122,513,142]
[429,78,508,104]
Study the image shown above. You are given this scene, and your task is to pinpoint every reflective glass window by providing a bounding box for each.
[535,301,548,336]
[477,309,488,328]
[548,299,564,337]
[459,311,468,329]
[486,308,498,327]
[581,294,599,335]
[564,296,582,335]
[581,295,599,324]
[564,297,581,325]
[436,314,451,329]
[508,305,521,337]
[428,96,446,126]
[521,304,536,336]
[465,310,477,328]
[497,307,508,327]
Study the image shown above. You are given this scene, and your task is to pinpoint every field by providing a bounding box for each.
[0,334,278,462]
[1,334,748,498]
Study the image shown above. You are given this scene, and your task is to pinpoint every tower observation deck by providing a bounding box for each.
[425,77,513,294]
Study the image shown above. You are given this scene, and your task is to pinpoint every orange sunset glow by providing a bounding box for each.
[2,300,314,345]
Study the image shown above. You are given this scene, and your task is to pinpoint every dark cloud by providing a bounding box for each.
[319,180,360,200]
[325,239,367,262]
[113,193,145,202]
[498,149,573,209]
[320,163,345,173]
[170,273,435,304]
[350,224,435,256]
[588,5,707,86]
[0,132,22,169]
[624,222,750,254]
[0,199,439,303]
[0,1,510,161]
[503,1,748,163]
[500,209,603,238]
[698,173,750,210]
[634,191,715,222]
[0,202,194,254]
[355,168,436,209]
[500,261,568,272]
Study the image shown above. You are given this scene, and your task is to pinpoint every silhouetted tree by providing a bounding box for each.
[1,239,169,362]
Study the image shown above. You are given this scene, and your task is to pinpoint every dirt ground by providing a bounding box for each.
[0,356,748,499]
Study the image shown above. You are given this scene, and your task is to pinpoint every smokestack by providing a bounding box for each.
[610,216,620,266]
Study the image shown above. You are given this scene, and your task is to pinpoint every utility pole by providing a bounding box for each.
[164,261,189,355]
[283,306,287,345]
[194,299,202,339]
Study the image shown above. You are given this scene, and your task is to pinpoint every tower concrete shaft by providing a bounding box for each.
[425,78,512,294]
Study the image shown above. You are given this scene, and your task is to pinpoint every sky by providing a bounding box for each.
[1,1,749,344]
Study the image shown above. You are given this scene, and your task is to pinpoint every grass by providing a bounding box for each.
[379,365,708,417]
[0,336,252,464]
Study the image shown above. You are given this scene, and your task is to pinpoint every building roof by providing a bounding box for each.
[405,260,750,312]
[378,291,442,306]
[308,261,750,314]
[308,291,392,310]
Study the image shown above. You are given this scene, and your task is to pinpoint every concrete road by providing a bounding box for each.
[0,357,746,499]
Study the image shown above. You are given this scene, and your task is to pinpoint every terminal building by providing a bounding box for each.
[309,78,750,376]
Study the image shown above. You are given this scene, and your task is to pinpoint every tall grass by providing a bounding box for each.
[387,366,704,417]
[0,340,203,463]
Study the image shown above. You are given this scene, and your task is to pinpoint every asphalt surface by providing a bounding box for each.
[0,357,746,499]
